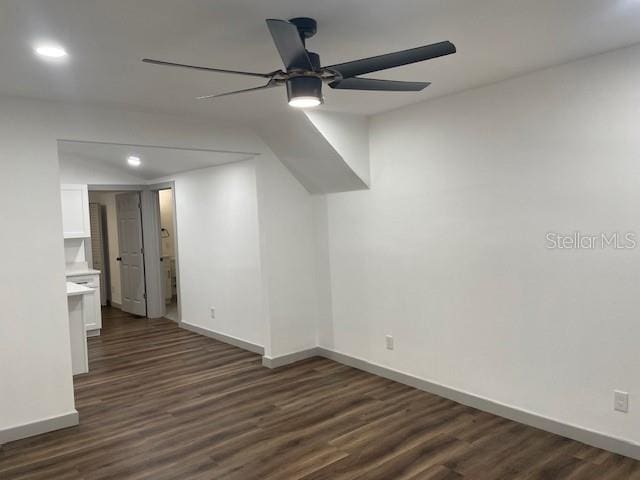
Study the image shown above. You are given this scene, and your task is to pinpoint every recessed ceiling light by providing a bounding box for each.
[127,156,141,167]
[34,44,68,59]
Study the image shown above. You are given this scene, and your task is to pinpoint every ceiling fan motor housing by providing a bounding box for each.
[289,17,318,42]
[286,76,324,105]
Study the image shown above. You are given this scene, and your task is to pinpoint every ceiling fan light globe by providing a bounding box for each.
[288,96,322,108]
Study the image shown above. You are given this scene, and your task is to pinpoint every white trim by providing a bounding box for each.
[147,181,182,324]
[262,348,320,368]
[141,189,164,319]
[0,410,79,445]
[180,322,264,355]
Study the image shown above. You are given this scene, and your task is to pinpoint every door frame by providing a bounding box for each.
[146,181,181,324]
[88,182,181,322]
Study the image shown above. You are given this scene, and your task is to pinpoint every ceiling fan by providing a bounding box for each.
[143,17,456,108]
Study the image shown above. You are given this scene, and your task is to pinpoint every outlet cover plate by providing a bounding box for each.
[385,335,394,350]
[614,390,629,413]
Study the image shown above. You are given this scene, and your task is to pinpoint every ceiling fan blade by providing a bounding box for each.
[196,80,279,100]
[142,58,274,78]
[325,41,456,79]
[265,19,313,70]
[329,77,430,91]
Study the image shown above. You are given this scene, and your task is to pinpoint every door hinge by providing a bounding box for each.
[143,292,147,299]
[141,247,144,254]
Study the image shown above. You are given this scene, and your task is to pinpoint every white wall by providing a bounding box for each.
[257,112,369,194]
[313,195,335,350]
[0,101,75,432]
[320,44,640,445]
[172,160,266,347]
[255,154,319,357]
[88,191,122,305]
[152,150,320,355]
[305,111,371,187]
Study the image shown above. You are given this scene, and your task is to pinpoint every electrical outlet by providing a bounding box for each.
[210,307,216,319]
[614,390,629,413]
[385,335,394,350]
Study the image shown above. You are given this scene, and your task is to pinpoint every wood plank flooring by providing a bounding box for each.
[1,307,639,479]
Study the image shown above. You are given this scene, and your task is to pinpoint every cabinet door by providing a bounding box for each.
[61,184,91,238]
[83,290,100,331]
[71,274,102,331]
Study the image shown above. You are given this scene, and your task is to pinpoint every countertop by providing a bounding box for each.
[66,282,95,297]
[65,269,101,277]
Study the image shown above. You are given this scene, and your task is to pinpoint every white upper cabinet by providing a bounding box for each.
[61,184,91,238]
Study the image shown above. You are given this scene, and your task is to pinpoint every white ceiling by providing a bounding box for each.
[58,140,256,180]
[2,0,640,124]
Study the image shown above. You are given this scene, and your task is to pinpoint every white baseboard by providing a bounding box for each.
[0,410,79,445]
[261,345,640,461]
[262,348,320,368]
[180,322,264,355]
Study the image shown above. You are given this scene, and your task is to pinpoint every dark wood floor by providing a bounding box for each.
[1,308,639,479]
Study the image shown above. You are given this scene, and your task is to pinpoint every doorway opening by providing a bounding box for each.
[88,190,147,317]
[158,188,178,322]
[87,184,180,322]
[59,137,251,328]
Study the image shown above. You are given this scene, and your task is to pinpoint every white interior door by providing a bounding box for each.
[116,192,147,317]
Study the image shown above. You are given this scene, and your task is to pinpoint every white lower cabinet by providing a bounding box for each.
[68,274,102,335]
